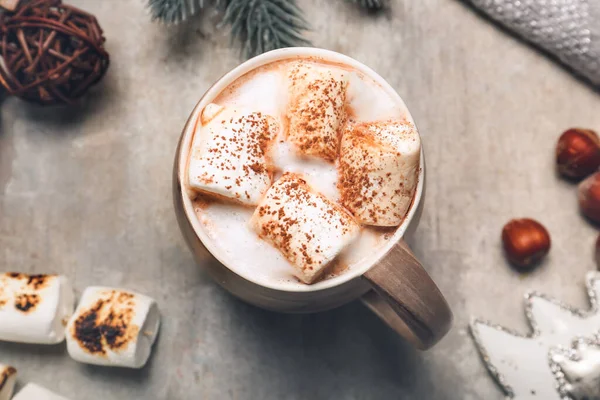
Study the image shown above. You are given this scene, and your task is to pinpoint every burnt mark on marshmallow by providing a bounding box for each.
[0,286,6,309]
[14,293,40,313]
[3,273,55,290]
[72,290,139,356]
[26,274,53,290]
[0,273,57,313]
[0,366,16,391]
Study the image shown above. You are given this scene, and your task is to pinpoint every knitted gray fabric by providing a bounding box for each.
[468,0,600,85]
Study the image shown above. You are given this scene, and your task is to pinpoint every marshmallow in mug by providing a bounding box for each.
[250,173,360,283]
[0,273,74,344]
[0,364,16,400]
[287,61,349,162]
[12,383,69,400]
[66,287,160,368]
[339,120,421,227]
[188,104,279,205]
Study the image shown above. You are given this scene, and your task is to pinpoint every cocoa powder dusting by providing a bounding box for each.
[253,173,358,275]
[288,62,348,162]
[192,109,277,204]
[338,122,412,225]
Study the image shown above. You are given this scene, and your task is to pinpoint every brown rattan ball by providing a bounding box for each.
[0,0,109,105]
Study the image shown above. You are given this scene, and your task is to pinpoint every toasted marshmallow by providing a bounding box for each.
[287,62,349,162]
[339,120,420,226]
[250,173,360,283]
[0,364,16,400]
[0,273,74,344]
[12,383,69,400]
[188,104,279,205]
[66,287,160,369]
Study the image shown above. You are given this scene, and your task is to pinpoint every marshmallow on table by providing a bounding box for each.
[66,287,160,369]
[338,120,421,227]
[0,273,74,344]
[188,103,279,205]
[12,383,69,400]
[250,173,360,284]
[287,61,349,162]
[0,364,16,400]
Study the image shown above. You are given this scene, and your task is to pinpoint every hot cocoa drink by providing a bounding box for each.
[185,57,421,288]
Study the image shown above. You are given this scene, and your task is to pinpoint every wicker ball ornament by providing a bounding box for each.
[0,0,109,105]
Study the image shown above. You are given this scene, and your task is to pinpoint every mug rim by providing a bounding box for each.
[177,47,425,293]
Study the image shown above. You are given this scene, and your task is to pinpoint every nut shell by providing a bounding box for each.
[579,172,600,223]
[502,218,551,269]
[556,128,600,180]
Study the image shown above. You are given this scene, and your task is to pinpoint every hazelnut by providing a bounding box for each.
[556,128,600,180]
[578,172,600,223]
[502,218,551,269]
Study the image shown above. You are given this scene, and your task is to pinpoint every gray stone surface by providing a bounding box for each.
[1,0,600,399]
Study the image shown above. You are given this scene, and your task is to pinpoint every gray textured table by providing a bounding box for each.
[2,1,600,399]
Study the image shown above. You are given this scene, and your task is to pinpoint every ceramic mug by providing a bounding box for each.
[173,48,452,350]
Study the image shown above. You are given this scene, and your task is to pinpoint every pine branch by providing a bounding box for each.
[148,0,208,24]
[346,0,385,10]
[219,0,311,59]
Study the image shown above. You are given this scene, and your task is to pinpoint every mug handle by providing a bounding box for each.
[361,239,453,350]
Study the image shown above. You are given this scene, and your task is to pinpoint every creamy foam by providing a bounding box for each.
[188,58,416,289]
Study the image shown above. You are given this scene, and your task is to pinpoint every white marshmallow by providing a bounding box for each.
[0,364,16,400]
[250,173,360,283]
[188,104,279,205]
[12,383,69,400]
[66,287,160,369]
[338,120,421,226]
[200,103,225,125]
[287,61,348,162]
[0,273,74,344]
